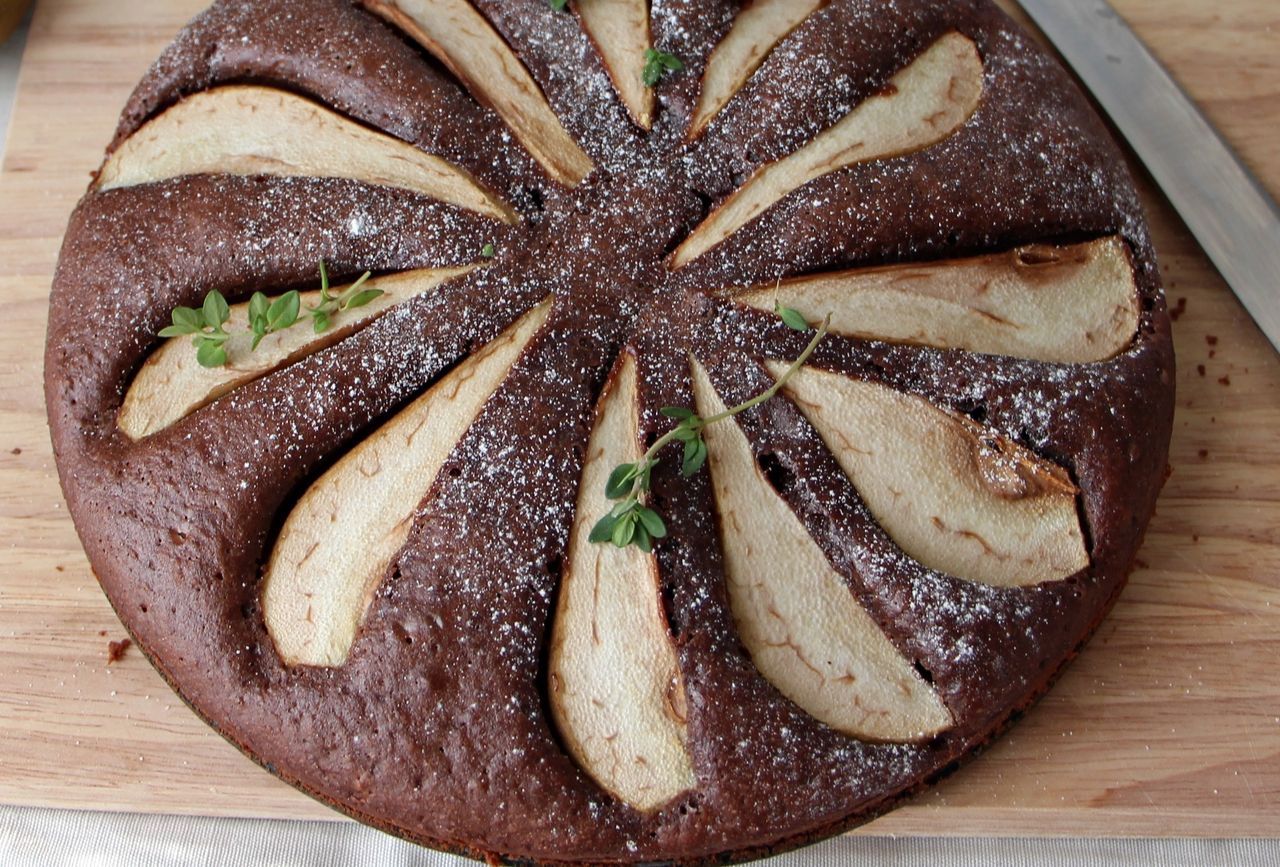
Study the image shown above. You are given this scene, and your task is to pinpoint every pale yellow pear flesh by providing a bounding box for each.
[770,364,1088,588]
[690,0,826,138]
[691,361,952,741]
[576,0,655,129]
[261,300,553,668]
[363,0,594,186]
[97,86,517,223]
[548,355,696,812]
[742,238,1139,364]
[119,267,476,440]
[674,32,983,268]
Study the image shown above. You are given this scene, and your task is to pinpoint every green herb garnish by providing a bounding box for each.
[548,0,568,10]
[308,261,380,334]
[158,290,232,368]
[774,300,811,332]
[591,306,830,551]
[247,289,301,350]
[159,260,383,368]
[481,242,496,259]
[642,49,684,87]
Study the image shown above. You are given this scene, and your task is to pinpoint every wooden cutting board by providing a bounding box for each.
[1,0,1277,838]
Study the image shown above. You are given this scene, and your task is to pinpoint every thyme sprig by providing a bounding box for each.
[591,306,831,552]
[159,261,382,369]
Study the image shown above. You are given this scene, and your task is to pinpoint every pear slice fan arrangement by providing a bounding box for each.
[46,0,1173,862]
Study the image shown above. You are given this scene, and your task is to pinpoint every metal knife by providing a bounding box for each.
[1017,0,1280,353]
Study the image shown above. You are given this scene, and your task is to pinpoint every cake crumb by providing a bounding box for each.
[9,447,20,455]
[107,638,132,664]
[1196,364,1205,377]
[1169,297,1187,321]
[1197,449,1209,459]
[1217,375,1231,387]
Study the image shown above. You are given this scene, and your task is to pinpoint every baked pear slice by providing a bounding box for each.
[674,32,982,267]
[119,267,476,440]
[98,85,516,223]
[549,353,696,812]
[363,0,594,186]
[742,238,1139,364]
[769,363,1089,587]
[691,360,952,741]
[690,0,826,138]
[262,300,552,668]
[576,0,655,129]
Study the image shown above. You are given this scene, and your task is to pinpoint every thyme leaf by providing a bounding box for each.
[642,49,684,87]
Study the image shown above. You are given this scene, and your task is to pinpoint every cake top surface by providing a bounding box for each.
[45,0,1174,862]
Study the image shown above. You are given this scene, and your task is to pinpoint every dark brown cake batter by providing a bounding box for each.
[45,0,1174,862]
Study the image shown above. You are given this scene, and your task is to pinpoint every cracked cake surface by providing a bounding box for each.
[45,0,1174,862]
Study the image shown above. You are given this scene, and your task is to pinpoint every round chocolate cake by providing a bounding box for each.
[45,0,1175,862]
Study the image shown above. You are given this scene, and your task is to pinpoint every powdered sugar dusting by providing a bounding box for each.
[46,0,1172,861]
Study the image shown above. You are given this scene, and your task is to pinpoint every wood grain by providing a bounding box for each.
[0,0,1277,837]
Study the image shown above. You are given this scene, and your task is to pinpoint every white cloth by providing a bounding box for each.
[0,806,1276,867]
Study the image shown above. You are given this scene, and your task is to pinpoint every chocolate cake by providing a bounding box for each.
[44,0,1175,862]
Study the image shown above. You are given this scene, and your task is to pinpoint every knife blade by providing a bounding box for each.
[1017,0,1280,353]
